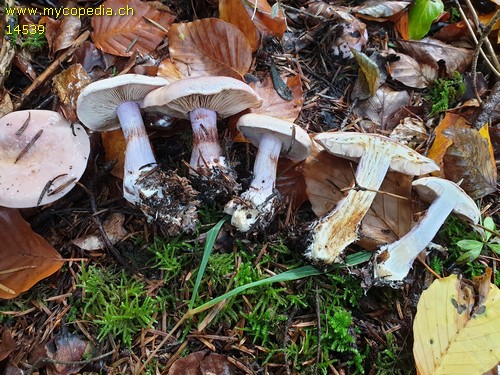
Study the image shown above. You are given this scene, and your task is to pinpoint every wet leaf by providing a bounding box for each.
[46,331,90,375]
[169,18,252,79]
[220,0,260,51]
[157,58,185,82]
[354,1,411,21]
[413,273,500,375]
[276,158,308,212]
[73,213,128,251]
[167,350,236,375]
[73,41,107,72]
[352,49,380,96]
[242,0,286,37]
[0,208,63,299]
[408,0,444,40]
[304,147,413,249]
[91,0,175,57]
[101,129,126,179]
[52,64,92,123]
[0,326,16,361]
[41,14,81,57]
[386,52,437,88]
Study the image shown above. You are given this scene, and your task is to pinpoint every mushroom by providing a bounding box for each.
[0,110,90,208]
[224,114,312,232]
[76,74,199,234]
[306,132,440,264]
[374,177,480,286]
[142,76,263,200]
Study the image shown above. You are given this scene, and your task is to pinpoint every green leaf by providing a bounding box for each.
[456,239,484,252]
[408,0,444,40]
[270,2,280,18]
[351,48,380,96]
[483,217,496,241]
[487,243,500,255]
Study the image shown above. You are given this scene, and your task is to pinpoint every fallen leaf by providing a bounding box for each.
[353,85,410,128]
[167,350,236,375]
[413,273,500,375]
[220,0,260,51]
[52,64,92,123]
[91,0,175,57]
[354,1,411,21]
[73,41,107,72]
[386,51,437,88]
[12,50,37,81]
[0,89,13,118]
[242,0,286,37]
[433,20,471,43]
[101,129,126,179]
[169,18,252,79]
[41,14,81,57]
[389,117,428,148]
[157,58,185,82]
[276,158,308,212]
[395,37,473,76]
[352,49,381,96]
[408,0,444,40]
[46,331,90,375]
[0,326,16,361]
[0,208,63,299]
[304,147,413,249]
[73,213,128,251]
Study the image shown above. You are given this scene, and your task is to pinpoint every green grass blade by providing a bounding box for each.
[189,216,229,309]
[344,251,372,266]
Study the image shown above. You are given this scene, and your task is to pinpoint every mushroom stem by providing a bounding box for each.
[189,108,223,172]
[307,142,392,263]
[243,132,283,206]
[374,196,454,282]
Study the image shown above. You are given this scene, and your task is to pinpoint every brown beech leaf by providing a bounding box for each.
[167,350,236,375]
[304,147,413,249]
[354,1,411,21]
[353,85,410,128]
[46,331,90,375]
[242,0,286,37]
[0,208,63,299]
[276,158,308,212]
[91,0,175,57]
[0,326,16,361]
[169,18,252,79]
[41,15,81,57]
[101,129,126,179]
[52,64,92,123]
[220,0,260,51]
[395,37,473,76]
[157,58,185,82]
[386,52,437,88]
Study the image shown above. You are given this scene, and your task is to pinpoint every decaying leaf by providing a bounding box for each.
[0,326,16,361]
[352,49,381,96]
[353,85,410,129]
[101,129,126,179]
[386,51,437,88]
[0,208,63,299]
[167,350,236,375]
[389,117,428,148]
[395,37,473,76]
[276,158,308,212]
[41,14,81,57]
[52,64,92,122]
[46,330,90,375]
[220,0,260,51]
[91,0,175,57]
[413,272,500,375]
[354,1,411,20]
[304,147,413,249]
[169,18,252,79]
[73,213,128,251]
[73,41,107,73]
[157,58,185,83]
[242,0,286,37]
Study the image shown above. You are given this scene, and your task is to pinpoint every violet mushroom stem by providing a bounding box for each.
[115,101,157,204]
[374,177,480,285]
[189,108,224,171]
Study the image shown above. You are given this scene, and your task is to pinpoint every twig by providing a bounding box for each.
[472,80,500,129]
[25,350,114,375]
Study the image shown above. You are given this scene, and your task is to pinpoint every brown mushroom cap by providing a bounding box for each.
[237,114,312,161]
[0,110,90,208]
[76,74,169,131]
[141,76,263,119]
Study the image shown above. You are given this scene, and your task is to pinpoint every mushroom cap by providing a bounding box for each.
[237,114,312,161]
[314,132,439,175]
[413,177,480,223]
[76,74,169,131]
[141,76,263,119]
[0,110,90,208]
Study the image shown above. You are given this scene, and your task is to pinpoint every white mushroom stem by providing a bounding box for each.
[307,142,392,263]
[374,196,454,282]
[189,108,224,172]
[116,101,156,204]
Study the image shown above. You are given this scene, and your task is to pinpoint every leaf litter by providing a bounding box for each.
[1,0,499,373]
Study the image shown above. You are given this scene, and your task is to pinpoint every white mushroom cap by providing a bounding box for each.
[314,132,439,175]
[77,74,169,131]
[141,76,263,119]
[0,110,90,208]
[237,113,312,161]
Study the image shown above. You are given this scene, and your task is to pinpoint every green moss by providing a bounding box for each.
[426,71,465,116]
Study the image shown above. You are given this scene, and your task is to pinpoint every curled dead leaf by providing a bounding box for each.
[242,0,286,37]
[41,14,81,57]
[101,129,126,179]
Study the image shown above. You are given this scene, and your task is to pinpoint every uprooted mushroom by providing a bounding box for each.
[76,74,199,235]
[142,76,263,201]
[224,114,312,232]
[373,177,480,287]
[305,132,440,264]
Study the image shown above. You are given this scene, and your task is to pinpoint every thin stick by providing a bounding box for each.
[14,129,43,163]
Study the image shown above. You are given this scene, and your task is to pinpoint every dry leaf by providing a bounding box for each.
[0,326,16,361]
[0,208,63,299]
[242,0,286,37]
[91,0,175,57]
[304,147,413,249]
[413,273,500,375]
[52,64,92,123]
[73,41,107,72]
[169,18,252,79]
[389,117,428,148]
[276,158,308,212]
[73,213,128,251]
[157,58,185,82]
[220,0,260,51]
[352,49,381,96]
[353,85,410,128]
[46,331,89,375]
[41,14,81,57]
[354,1,411,20]
[386,52,437,88]
[167,350,236,375]
[101,129,126,179]
[395,37,473,76]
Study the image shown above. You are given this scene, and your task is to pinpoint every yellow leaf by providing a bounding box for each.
[413,274,500,375]
[351,48,380,96]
